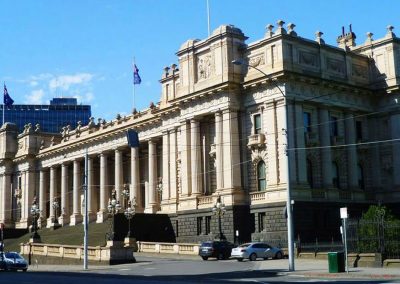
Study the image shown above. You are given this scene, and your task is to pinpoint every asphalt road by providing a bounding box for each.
[0,255,398,283]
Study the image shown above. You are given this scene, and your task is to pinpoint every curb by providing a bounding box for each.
[298,272,400,280]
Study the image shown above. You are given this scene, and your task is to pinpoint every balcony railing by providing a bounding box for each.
[305,132,319,147]
[250,191,266,201]
[247,133,266,148]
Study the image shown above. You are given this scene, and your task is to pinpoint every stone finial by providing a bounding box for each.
[171,63,177,71]
[88,117,96,128]
[35,123,40,133]
[116,113,121,120]
[365,32,374,44]
[163,66,170,78]
[386,25,395,38]
[275,20,287,35]
[265,24,274,38]
[132,108,138,115]
[287,23,297,36]
[315,30,325,44]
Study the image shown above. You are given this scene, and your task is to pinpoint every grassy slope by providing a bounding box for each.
[4,222,109,252]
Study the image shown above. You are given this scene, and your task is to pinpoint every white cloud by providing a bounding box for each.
[26,89,45,104]
[49,73,94,91]
[30,81,39,87]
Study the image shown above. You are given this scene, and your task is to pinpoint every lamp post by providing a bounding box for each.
[107,189,121,241]
[232,59,295,271]
[52,198,59,225]
[124,198,136,238]
[212,194,226,240]
[30,196,41,241]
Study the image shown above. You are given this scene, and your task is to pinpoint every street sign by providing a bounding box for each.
[340,207,348,219]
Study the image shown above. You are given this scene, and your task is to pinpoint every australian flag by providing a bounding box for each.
[133,64,142,85]
[3,84,14,107]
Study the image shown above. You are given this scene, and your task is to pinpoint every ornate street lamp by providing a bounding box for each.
[52,198,59,225]
[107,189,121,241]
[212,194,226,240]
[121,184,130,208]
[30,196,41,240]
[124,198,136,238]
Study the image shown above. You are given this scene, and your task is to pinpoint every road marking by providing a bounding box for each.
[118,268,130,271]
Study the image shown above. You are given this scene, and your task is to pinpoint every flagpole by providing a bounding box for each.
[207,0,211,37]
[133,58,136,112]
[2,82,5,126]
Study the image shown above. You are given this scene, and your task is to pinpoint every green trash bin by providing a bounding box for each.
[328,251,345,273]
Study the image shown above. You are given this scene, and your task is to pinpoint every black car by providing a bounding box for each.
[199,241,234,260]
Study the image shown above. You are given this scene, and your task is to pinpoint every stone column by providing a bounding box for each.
[370,117,381,189]
[23,166,35,226]
[146,140,157,213]
[70,160,82,225]
[345,114,358,189]
[38,169,47,224]
[0,165,12,225]
[265,102,278,185]
[215,112,224,189]
[191,119,202,195]
[59,163,69,225]
[130,147,140,210]
[47,166,57,227]
[97,153,108,223]
[390,114,400,186]
[87,157,97,221]
[319,107,333,188]
[162,132,170,202]
[169,129,177,202]
[180,121,191,196]
[114,149,123,202]
[222,109,241,190]
[295,103,307,184]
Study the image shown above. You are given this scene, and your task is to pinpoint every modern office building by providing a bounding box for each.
[1,97,91,133]
[0,22,399,244]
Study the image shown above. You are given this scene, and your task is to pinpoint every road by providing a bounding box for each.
[0,255,398,283]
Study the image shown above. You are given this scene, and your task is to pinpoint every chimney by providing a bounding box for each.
[336,24,357,50]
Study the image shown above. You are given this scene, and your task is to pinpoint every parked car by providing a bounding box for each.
[231,242,283,261]
[199,241,234,260]
[0,252,28,272]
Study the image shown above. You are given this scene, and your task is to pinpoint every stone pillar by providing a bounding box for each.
[0,166,12,225]
[222,109,241,190]
[22,167,35,226]
[114,149,123,202]
[319,108,333,188]
[169,129,177,202]
[97,153,108,223]
[265,102,278,185]
[191,119,203,195]
[70,160,82,225]
[345,114,358,189]
[180,121,191,196]
[47,166,56,227]
[38,169,47,224]
[130,147,140,210]
[162,132,170,202]
[59,163,69,225]
[87,157,97,221]
[146,140,157,213]
[390,114,400,186]
[370,117,381,189]
[295,103,307,184]
[215,112,224,189]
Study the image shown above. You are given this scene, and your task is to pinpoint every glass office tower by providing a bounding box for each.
[1,98,91,134]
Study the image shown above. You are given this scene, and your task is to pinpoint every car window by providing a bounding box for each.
[260,243,271,249]
[252,243,261,248]
[239,243,250,248]
[5,252,22,259]
[201,242,213,247]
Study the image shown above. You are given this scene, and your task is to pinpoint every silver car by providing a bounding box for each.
[231,242,283,261]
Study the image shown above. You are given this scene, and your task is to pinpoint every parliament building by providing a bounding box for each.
[1,21,399,244]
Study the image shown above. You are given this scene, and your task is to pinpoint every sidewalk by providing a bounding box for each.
[257,259,400,280]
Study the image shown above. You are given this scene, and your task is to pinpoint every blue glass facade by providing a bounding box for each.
[1,98,91,134]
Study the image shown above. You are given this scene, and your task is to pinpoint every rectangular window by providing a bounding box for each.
[356,121,363,141]
[18,176,22,189]
[258,212,266,232]
[197,217,203,235]
[303,112,311,133]
[271,45,276,68]
[330,116,338,137]
[254,114,262,134]
[205,216,211,235]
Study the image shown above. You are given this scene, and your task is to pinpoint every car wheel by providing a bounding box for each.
[217,252,224,260]
[263,257,268,260]
[23,269,27,272]
[201,256,208,260]
[249,253,257,261]
[237,258,243,262]
[275,251,283,259]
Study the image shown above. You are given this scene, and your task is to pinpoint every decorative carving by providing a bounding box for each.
[116,114,121,121]
[352,64,368,79]
[23,123,33,134]
[40,139,45,150]
[35,123,40,133]
[61,125,71,141]
[299,51,318,67]
[197,54,213,80]
[248,54,265,67]
[75,121,82,137]
[50,136,55,146]
[88,117,96,129]
[326,58,345,74]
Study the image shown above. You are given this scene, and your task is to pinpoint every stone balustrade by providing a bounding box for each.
[137,241,200,255]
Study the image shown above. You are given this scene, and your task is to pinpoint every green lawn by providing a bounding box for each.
[4,222,110,252]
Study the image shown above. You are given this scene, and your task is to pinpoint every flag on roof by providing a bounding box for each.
[3,84,14,107]
[133,64,142,85]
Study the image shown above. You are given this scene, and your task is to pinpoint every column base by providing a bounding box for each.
[106,240,124,248]
[96,211,108,223]
[58,214,70,226]
[124,237,138,251]
[46,217,60,229]
[70,214,83,226]
[87,212,97,223]
[38,218,47,229]
[144,204,158,214]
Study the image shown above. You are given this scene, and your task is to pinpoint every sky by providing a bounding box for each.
[1,0,399,121]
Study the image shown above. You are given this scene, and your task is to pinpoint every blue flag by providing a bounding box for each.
[3,84,14,107]
[133,64,141,85]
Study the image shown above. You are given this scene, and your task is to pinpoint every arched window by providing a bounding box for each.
[332,162,340,188]
[307,159,314,188]
[257,161,266,191]
[358,164,365,189]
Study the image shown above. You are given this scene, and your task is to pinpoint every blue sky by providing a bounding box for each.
[1,0,399,121]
